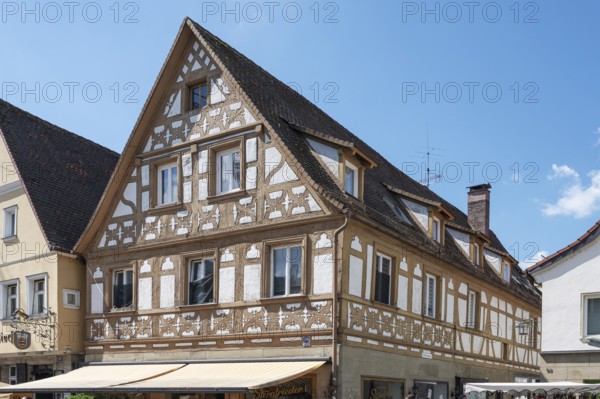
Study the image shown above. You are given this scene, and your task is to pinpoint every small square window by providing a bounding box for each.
[113,269,133,309]
[157,163,178,206]
[190,82,208,110]
[374,254,392,305]
[63,289,80,309]
[271,245,302,297]
[216,147,241,195]
[189,259,215,305]
[3,206,17,239]
[344,162,359,197]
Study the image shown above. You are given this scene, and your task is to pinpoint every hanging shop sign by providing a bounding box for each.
[12,331,31,350]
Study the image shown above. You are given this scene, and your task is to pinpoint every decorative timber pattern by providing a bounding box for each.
[86,299,333,351]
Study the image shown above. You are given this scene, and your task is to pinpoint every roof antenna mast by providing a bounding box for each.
[418,124,443,187]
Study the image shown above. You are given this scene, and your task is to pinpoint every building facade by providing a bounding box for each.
[0,100,118,390]
[2,18,542,399]
[529,221,600,382]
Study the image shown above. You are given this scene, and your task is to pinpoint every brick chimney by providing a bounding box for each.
[467,183,491,237]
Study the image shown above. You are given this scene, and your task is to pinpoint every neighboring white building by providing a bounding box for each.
[529,220,600,382]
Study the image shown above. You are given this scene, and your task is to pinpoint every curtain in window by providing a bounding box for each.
[114,278,132,308]
[190,274,214,304]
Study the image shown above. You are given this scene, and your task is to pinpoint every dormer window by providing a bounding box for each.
[503,262,511,282]
[474,243,480,265]
[344,161,359,197]
[432,217,441,243]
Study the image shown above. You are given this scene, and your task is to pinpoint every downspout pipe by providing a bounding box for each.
[331,209,350,399]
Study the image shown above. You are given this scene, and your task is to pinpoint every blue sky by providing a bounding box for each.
[1,1,599,267]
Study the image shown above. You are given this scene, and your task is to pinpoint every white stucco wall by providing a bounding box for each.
[533,237,600,352]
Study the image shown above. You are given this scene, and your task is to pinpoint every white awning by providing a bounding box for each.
[0,360,327,393]
[115,360,326,392]
[465,382,600,395]
[0,364,185,393]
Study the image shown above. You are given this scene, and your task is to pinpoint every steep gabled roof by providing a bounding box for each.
[75,18,538,304]
[0,99,119,252]
[528,220,600,274]
[189,20,538,304]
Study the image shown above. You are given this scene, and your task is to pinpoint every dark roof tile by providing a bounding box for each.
[0,99,119,251]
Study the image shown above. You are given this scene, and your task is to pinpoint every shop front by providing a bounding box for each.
[0,359,328,399]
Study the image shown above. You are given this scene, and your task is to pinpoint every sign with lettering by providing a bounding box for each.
[363,379,404,399]
[250,376,314,398]
[13,331,31,350]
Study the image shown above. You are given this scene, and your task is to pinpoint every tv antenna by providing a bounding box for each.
[414,125,444,187]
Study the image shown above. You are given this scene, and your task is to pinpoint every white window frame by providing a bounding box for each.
[112,268,134,309]
[63,289,80,309]
[467,290,477,328]
[188,258,215,305]
[432,217,441,243]
[374,253,392,305]
[3,205,17,239]
[503,262,511,282]
[270,245,303,297]
[0,279,19,320]
[190,81,209,110]
[8,365,17,385]
[583,293,600,337]
[26,273,47,317]
[344,161,359,197]
[216,147,241,195]
[157,162,178,206]
[425,274,437,318]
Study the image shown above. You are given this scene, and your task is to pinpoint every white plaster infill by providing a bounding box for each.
[0,180,22,197]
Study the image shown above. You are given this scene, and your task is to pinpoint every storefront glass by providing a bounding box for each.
[362,378,405,399]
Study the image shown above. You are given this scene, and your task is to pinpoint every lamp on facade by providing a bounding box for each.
[516,321,529,336]
[412,383,419,398]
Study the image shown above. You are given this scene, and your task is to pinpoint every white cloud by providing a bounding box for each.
[547,164,579,180]
[542,166,600,219]
[521,250,550,267]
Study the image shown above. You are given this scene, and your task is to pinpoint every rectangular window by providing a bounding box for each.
[32,279,45,315]
[503,263,511,282]
[586,296,600,336]
[344,162,359,197]
[374,253,392,305]
[190,82,208,110]
[6,284,17,318]
[467,290,477,328]
[425,274,437,318]
[157,163,178,206]
[113,269,133,309]
[216,147,241,195]
[271,246,302,297]
[8,365,16,385]
[3,205,17,238]
[189,259,214,305]
[433,218,441,243]
[474,244,480,265]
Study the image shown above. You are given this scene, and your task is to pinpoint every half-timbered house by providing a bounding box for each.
[6,18,541,399]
